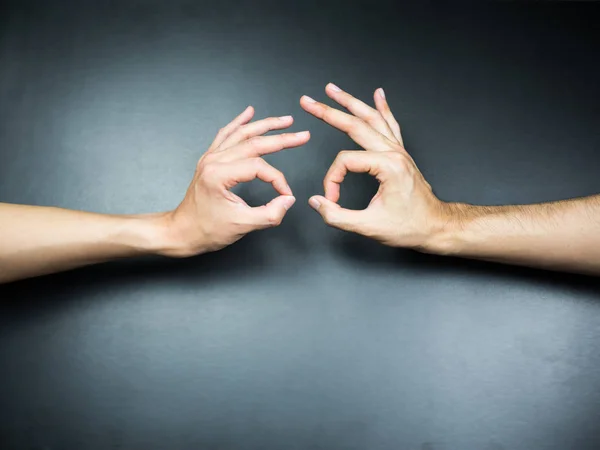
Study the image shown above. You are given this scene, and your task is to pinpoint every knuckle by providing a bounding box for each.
[200,166,217,182]
[387,153,410,173]
[348,117,364,131]
[363,110,380,124]
[335,150,354,166]
[237,129,250,141]
[321,209,337,226]
[337,150,352,161]
[201,152,217,164]
[198,155,218,171]
[322,107,335,122]
[201,162,222,180]
[251,157,265,170]
[247,136,262,147]
[388,150,404,160]
[266,211,283,226]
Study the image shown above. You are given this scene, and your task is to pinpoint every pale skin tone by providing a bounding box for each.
[1,87,599,284]
[301,83,600,276]
[0,107,309,283]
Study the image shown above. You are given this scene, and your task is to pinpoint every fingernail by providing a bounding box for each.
[378,88,385,99]
[302,95,316,103]
[328,83,342,92]
[295,131,309,138]
[283,196,296,210]
[309,197,321,210]
[279,115,292,121]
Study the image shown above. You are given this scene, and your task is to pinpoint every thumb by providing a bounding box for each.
[249,195,296,229]
[308,195,363,232]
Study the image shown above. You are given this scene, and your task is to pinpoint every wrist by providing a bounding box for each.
[420,202,476,255]
[124,212,198,258]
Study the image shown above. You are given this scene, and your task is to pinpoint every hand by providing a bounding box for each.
[160,106,310,257]
[301,84,450,250]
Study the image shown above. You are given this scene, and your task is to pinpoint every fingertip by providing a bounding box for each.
[301,95,317,106]
[271,180,292,196]
[278,115,294,123]
[377,88,385,99]
[278,181,293,196]
[326,82,342,94]
[255,195,297,228]
[241,105,255,122]
[309,195,324,211]
[299,97,307,110]
[295,130,310,141]
[282,195,296,211]
[374,90,388,115]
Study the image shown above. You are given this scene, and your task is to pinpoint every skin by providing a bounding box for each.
[0,106,310,284]
[1,86,599,282]
[301,83,600,276]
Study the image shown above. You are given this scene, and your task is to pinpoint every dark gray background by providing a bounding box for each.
[1,1,599,449]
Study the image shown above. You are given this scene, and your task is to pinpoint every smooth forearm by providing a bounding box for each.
[0,203,177,283]
[428,195,600,275]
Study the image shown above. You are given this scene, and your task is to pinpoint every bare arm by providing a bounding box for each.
[0,205,171,283]
[431,197,600,275]
[301,83,600,276]
[0,107,309,284]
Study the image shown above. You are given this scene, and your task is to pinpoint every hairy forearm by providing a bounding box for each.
[0,203,175,283]
[428,195,600,275]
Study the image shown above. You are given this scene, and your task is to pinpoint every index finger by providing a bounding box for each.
[324,151,389,202]
[218,158,292,196]
[224,131,310,160]
[300,95,393,152]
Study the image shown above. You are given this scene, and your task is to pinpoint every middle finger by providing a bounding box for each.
[217,131,311,162]
[300,95,394,152]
